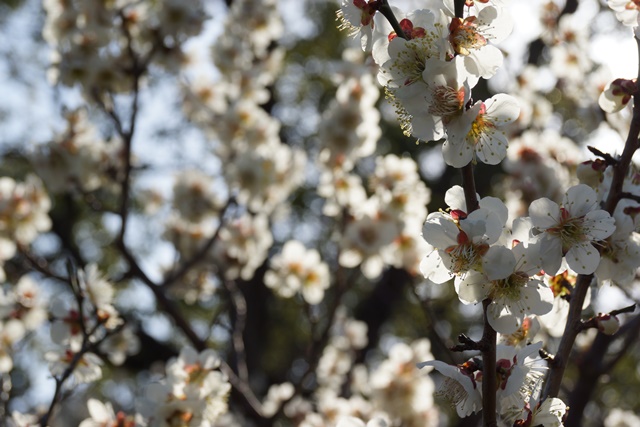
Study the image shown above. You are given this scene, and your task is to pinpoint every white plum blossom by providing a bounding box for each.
[99,326,141,366]
[144,347,231,426]
[337,416,388,427]
[410,56,477,142]
[595,206,640,286]
[376,9,442,96]
[79,263,122,330]
[5,275,47,331]
[369,340,438,425]
[0,175,51,249]
[79,398,142,427]
[503,397,568,427]
[264,240,331,304]
[538,270,593,338]
[499,316,541,349]
[337,0,379,51]
[224,142,306,214]
[213,213,273,281]
[319,75,380,171]
[418,344,546,419]
[607,0,640,27]
[444,94,520,168]
[529,184,616,275]
[31,108,125,194]
[173,170,223,223]
[605,408,640,426]
[417,357,482,417]
[0,320,25,373]
[375,10,450,138]
[318,169,367,217]
[339,210,398,279]
[456,243,553,334]
[420,202,505,285]
[599,78,636,114]
[494,342,546,407]
[596,313,621,335]
[46,349,103,385]
[49,297,85,349]
[437,1,514,78]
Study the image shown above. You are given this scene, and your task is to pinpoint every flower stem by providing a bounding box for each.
[481,299,497,427]
[378,0,406,39]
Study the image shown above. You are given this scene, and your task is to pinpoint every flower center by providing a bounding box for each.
[449,17,488,56]
[490,271,528,301]
[546,208,587,252]
[445,231,488,273]
[625,1,640,11]
[428,85,466,118]
[466,104,495,144]
[548,271,574,297]
[496,358,513,390]
[353,0,378,26]
[389,43,431,86]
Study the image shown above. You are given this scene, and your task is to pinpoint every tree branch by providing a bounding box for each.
[543,36,640,401]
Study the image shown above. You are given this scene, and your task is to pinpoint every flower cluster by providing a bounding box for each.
[47,264,139,385]
[264,240,331,304]
[337,1,640,423]
[143,347,231,426]
[31,108,125,195]
[339,0,520,168]
[43,0,207,96]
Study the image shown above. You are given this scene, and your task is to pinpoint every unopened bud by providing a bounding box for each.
[596,313,620,335]
[599,78,636,113]
[576,159,606,188]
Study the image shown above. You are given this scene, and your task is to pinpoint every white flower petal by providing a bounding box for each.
[583,210,616,240]
[540,237,563,276]
[483,246,516,280]
[566,242,600,274]
[455,271,491,303]
[529,198,560,229]
[563,184,598,217]
[420,250,453,283]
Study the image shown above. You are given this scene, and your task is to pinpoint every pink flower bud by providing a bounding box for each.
[596,314,620,335]
[598,78,636,113]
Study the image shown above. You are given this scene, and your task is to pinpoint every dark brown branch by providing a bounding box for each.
[565,313,640,426]
[587,145,618,166]
[461,163,480,213]
[543,273,593,399]
[619,191,640,204]
[450,333,482,352]
[378,0,406,40]
[480,299,497,427]
[39,314,122,426]
[544,36,640,401]
[18,247,68,283]
[118,245,265,418]
[579,304,636,331]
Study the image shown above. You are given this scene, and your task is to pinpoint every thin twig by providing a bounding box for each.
[160,197,236,289]
[224,279,249,384]
[587,145,618,166]
[411,286,457,364]
[378,0,406,39]
[119,243,265,418]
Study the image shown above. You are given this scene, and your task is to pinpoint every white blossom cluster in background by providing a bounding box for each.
[1,0,640,425]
